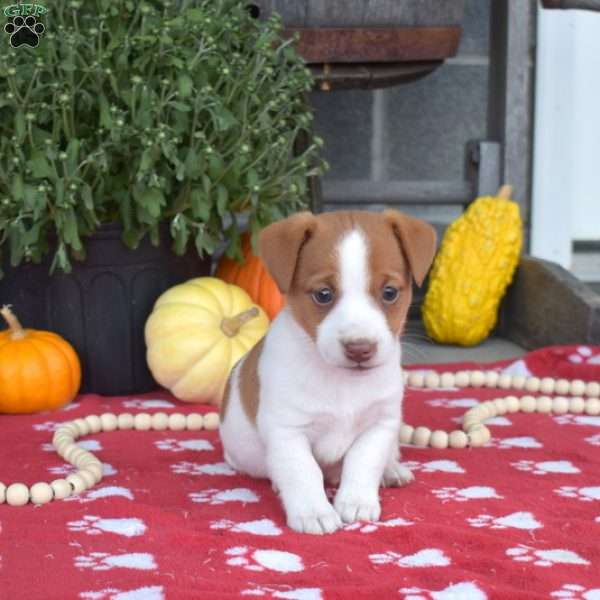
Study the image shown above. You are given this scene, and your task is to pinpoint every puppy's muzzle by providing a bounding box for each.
[342,339,377,364]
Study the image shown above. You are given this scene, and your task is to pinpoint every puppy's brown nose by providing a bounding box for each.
[343,340,377,363]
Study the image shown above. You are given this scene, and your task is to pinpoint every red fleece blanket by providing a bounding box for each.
[1,345,600,600]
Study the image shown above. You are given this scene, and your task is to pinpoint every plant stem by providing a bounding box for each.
[220,307,259,337]
[0,305,27,340]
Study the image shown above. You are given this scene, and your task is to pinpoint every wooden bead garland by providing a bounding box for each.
[2,369,600,506]
[401,369,600,451]
[0,411,220,506]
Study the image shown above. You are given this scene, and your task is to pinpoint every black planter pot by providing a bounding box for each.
[0,223,211,395]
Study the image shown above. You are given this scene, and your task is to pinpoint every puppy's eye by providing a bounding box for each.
[312,287,334,305]
[382,285,399,304]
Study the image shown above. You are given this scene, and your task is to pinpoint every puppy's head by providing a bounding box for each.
[259,210,437,371]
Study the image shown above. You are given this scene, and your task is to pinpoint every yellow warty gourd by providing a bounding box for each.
[422,185,523,346]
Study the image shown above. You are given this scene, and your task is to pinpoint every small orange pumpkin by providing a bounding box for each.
[216,232,285,320]
[0,305,81,413]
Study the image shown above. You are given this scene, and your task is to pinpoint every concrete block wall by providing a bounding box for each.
[311,0,492,227]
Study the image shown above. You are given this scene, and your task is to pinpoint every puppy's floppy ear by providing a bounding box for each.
[259,211,318,294]
[383,210,437,287]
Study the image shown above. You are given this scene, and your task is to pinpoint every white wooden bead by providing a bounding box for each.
[100,413,118,432]
[555,379,570,395]
[53,435,74,449]
[430,430,449,449]
[61,422,80,437]
[117,413,135,429]
[204,412,220,430]
[63,445,82,463]
[493,398,508,414]
[51,479,72,500]
[525,377,540,393]
[585,398,600,416]
[84,463,103,483]
[585,382,600,398]
[408,371,425,387]
[402,371,410,385]
[540,377,555,394]
[505,396,521,412]
[520,395,537,412]
[485,371,499,387]
[30,482,54,505]
[552,396,569,414]
[511,375,527,390]
[168,413,187,431]
[412,426,432,447]
[570,379,586,396]
[425,372,440,388]
[84,415,102,433]
[535,396,553,413]
[72,450,95,467]
[66,473,88,494]
[186,413,204,431]
[72,418,90,437]
[56,442,76,459]
[470,371,485,387]
[6,483,30,506]
[449,430,469,448]
[77,453,101,468]
[151,412,169,430]
[463,416,482,431]
[455,371,471,387]
[482,401,497,418]
[77,469,97,488]
[134,413,152,431]
[0,482,6,503]
[53,429,74,443]
[569,397,586,413]
[399,424,414,444]
[498,373,513,389]
[440,372,455,388]
[468,425,491,447]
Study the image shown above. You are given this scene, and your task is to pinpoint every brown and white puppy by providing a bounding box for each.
[219,210,437,534]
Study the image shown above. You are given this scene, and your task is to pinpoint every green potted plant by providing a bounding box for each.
[0,0,324,394]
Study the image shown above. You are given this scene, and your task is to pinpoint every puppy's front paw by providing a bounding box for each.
[334,490,381,524]
[382,460,414,487]
[286,503,342,535]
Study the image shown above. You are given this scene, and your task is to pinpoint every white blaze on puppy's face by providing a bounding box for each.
[317,228,397,369]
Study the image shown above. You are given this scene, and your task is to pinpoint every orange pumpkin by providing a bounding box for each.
[0,305,81,413]
[216,233,285,320]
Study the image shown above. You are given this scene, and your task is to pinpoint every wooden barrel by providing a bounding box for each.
[253,0,465,63]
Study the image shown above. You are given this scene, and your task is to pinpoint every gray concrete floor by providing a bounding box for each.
[402,320,526,366]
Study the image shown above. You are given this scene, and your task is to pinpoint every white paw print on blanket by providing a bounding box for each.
[427,398,478,408]
[64,486,134,503]
[506,545,589,567]
[122,398,175,409]
[154,438,214,453]
[399,582,487,600]
[403,460,465,474]
[369,548,451,568]
[344,516,413,534]
[432,486,503,502]
[241,585,322,599]
[555,486,600,502]
[551,583,600,599]
[80,585,164,600]
[74,552,157,571]
[211,519,282,536]
[467,511,542,530]
[33,420,61,432]
[554,415,600,427]
[568,346,600,365]
[43,439,103,453]
[172,461,235,476]
[50,462,116,478]
[488,436,543,449]
[68,515,146,537]
[189,487,259,505]
[585,433,600,446]
[511,460,580,475]
[225,546,304,573]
